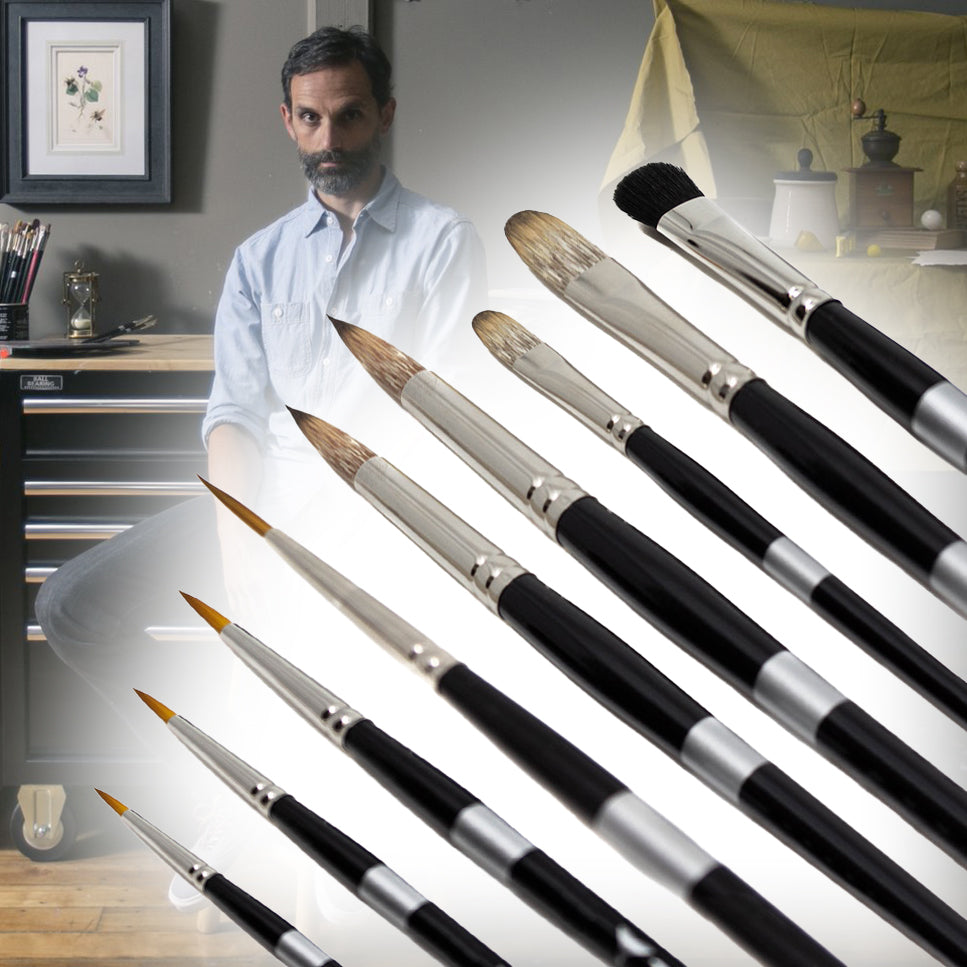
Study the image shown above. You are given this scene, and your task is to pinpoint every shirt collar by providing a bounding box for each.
[301,167,401,237]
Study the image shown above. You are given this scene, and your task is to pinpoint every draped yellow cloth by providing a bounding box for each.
[602,0,967,233]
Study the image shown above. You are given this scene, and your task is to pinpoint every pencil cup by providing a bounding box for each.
[0,303,28,341]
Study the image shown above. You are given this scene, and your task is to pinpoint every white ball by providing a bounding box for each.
[921,209,944,231]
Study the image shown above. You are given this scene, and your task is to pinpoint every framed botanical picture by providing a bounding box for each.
[1,0,170,203]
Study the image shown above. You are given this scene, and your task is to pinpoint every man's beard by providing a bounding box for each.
[299,135,381,196]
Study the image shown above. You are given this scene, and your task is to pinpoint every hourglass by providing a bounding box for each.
[63,261,99,338]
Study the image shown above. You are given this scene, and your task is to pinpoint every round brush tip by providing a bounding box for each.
[180,592,231,632]
[95,788,128,816]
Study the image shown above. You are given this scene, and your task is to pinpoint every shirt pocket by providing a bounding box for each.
[260,301,313,379]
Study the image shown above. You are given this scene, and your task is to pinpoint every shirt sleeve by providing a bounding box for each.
[410,216,489,375]
[201,247,272,450]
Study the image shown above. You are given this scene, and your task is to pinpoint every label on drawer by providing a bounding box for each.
[20,375,63,391]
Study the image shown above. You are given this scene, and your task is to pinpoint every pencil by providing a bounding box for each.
[131,691,513,967]
[193,483,967,966]
[95,789,342,966]
[471,309,967,731]
[504,210,967,620]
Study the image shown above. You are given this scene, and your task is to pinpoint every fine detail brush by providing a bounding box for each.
[95,789,341,967]
[329,322,967,868]
[194,483,967,967]
[472,309,967,731]
[181,590,843,967]
[613,162,967,473]
[290,412,967,967]
[503,209,967,620]
[171,603,694,967]
[131,692,511,967]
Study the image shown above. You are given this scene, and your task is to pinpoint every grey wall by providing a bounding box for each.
[3,0,966,337]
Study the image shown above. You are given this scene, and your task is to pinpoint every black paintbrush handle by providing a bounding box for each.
[811,576,967,730]
[268,794,509,967]
[688,865,843,967]
[739,763,967,965]
[626,424,967,728]
[554,495,783,694]
[624,424,782,560]
[495,571,710,756]
[342,718,667,966]
[203,873,339,966]
[805,301,967,471]
[437,663,627,824]
[728,378,967,611]
[816,701,967,864]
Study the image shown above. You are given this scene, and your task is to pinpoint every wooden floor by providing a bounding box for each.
[0,817,274,966]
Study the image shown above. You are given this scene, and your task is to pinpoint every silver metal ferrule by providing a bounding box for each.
[221,622,365,748]
[512,341,644,452]
[564,257,756,419]
[354,456,528,614]
[167,714,287,819]
[929,539,967,619]
[123,808,219,891]
[400,370,589,538]
[911,381,967,473]
[659,196,835,336]
[264,528,459,685]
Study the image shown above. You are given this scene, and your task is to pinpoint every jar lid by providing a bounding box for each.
[775,148,837,182]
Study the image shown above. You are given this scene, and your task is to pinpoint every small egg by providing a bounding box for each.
[920,209,944,231]
[866,243,882,257]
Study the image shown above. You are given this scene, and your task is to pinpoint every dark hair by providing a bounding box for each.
[281,25,392,108]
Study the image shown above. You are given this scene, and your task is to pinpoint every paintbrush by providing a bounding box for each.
[132,691,512,967]
[167,601,691,967]
[472,310,967,731]
[18,222,50,304]
[290,412,967,967]
[328,321,967,868]
[192,483,967,966]
[178,591,845,967]
[613,162,967,473]
[95,789,341,966]
[503,209,967,621]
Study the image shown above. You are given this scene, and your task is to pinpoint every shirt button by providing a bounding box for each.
[323,357,330,367]
[385,296,394,306]
[273,307,283,319]
[325,254,333,263]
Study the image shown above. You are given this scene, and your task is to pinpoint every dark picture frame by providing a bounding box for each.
[1,0,170,204]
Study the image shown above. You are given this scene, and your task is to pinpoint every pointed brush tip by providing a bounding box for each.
[179,592,231,633]
[197,476,271,536]
[95,789,129,816]
[134,689,177,723]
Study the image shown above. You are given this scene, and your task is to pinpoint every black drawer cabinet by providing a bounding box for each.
[0,336,213,858]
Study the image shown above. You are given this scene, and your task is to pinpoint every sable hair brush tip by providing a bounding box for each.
[134,689,177,723]
[198,477,270,536]
[180,592,231,633]
[613,163,705,229]
[472,311,542,367]
[329,316,424,402]
[288,409,377,484]
[95,789,128,816]
[504,211,606,295]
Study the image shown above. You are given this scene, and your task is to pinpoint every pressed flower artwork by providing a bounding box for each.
[54,46,117,149]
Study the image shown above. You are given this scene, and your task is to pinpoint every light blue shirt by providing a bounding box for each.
[203,169,487,501]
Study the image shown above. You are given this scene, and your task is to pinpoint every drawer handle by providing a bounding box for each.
[25,523,131,540]
[26,623,213,642]
[25,567,56,583]
[23,398,207,414]
[25,480,205,496]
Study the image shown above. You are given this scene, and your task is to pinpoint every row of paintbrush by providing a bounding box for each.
[99,165,967,966]
[0,218,50,305]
